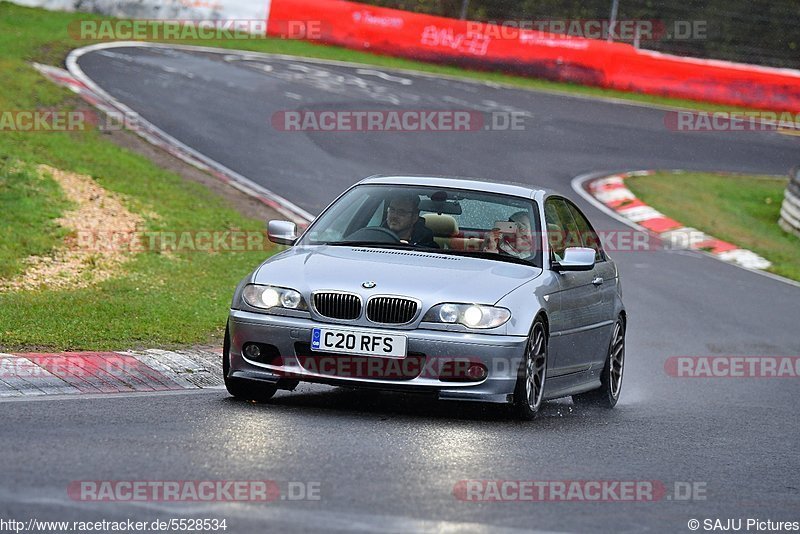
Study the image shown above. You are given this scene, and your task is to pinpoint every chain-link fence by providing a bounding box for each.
[358,0,800,70]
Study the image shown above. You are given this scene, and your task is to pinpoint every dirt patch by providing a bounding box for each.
[0,164,145,291]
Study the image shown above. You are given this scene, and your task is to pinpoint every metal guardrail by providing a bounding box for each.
[779,166,800,238]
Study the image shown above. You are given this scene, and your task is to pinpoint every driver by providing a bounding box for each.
[384,192,438,248]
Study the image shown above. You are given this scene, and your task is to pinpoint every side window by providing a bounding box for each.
[544,198,581,261]
[566,201,605,262]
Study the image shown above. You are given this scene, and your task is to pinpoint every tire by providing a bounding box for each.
[512,318,548,420]
[223,321,277,402]
[573,316,625,408]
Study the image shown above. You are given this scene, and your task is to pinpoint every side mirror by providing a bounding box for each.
[267,220,298,246]
[552,247,595,272]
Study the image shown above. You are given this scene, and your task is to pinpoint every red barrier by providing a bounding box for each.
[267,0,800,112]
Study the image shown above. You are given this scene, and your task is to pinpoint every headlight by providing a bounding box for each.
[243,284,307,311]
[462,306,484,327]
[423,303,511,329]
[439,303,460,323]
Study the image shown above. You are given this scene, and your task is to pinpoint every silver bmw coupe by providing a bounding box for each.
[224,176,626,419]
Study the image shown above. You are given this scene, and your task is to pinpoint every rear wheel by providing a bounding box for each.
[512,318,547,420]
[223,321,277,402]
[573,317,625,408]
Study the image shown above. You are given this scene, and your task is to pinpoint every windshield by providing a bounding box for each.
[297,184,542,267]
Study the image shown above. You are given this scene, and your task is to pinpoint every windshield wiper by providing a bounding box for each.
[435,248,539,267]
[315,241,417,249]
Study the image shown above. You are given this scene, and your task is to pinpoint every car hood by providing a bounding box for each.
[253,246,541,305]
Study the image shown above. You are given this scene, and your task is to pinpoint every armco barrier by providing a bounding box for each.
[779,167,800,238]
[267,0,800,113]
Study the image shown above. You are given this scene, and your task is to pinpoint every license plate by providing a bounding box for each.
[311,327,407,358]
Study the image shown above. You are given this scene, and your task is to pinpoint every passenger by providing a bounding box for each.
[484,211,534,258]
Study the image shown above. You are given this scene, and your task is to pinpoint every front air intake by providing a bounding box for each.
[366,296,418,324]
[312,292,362,320]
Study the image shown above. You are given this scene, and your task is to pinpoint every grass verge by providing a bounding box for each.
[626,171,800,281]
[0,4,277,351]
[0,162,72,280]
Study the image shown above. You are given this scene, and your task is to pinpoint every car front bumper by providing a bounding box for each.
[227,310,528,404]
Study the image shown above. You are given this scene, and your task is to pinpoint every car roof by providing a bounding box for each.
[357,175,553,199]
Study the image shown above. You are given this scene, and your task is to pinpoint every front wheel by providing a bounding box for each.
[223,321,277,402]
[512,318,548,420]
[573,317,625,408]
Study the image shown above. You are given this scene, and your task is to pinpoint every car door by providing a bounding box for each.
[544,197,609,375]
[565,199,618,368]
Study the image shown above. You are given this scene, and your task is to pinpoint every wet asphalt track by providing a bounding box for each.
[2,44,799,533]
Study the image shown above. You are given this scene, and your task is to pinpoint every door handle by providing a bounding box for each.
[592,277,604,286]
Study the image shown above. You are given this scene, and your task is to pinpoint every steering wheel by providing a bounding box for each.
[344,226,401,243]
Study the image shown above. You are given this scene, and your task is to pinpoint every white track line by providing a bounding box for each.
[0,387,224,404]
[65,42,314,224]
[67,40,768,130]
